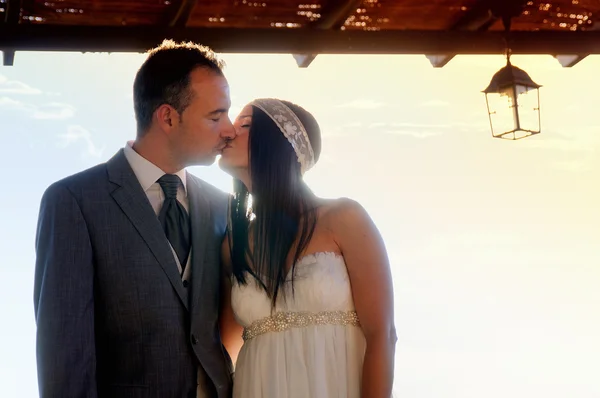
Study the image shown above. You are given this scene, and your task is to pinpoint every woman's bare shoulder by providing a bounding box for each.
[315,196,364,218]
[313,196,369,233]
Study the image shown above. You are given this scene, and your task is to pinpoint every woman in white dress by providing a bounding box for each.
[218,98,396,398]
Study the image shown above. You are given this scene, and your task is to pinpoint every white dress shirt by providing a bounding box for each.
[123,141,189,214]
[123,141,191,278]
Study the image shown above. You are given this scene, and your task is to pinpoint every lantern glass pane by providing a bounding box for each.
[486,86,518,136]
[515,84,541,134]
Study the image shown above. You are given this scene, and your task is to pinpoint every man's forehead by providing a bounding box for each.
[189,67,228,88]
[188,70,230,110]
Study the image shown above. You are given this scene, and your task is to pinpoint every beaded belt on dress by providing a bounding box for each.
[242,310,360,341]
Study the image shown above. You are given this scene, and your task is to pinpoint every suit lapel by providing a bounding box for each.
[186,175,211,315]
[106,150,189,311]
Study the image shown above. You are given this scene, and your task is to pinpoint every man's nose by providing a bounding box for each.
[220,118,236,140]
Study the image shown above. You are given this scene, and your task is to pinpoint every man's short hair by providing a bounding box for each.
[133,39,225,136]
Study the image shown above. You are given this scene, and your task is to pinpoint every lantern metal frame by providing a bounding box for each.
[483,53,542,140]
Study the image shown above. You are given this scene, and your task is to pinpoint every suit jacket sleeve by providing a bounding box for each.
[33,182,97,398]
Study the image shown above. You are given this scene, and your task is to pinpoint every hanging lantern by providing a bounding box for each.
[483,57,542,140]
[482,0,542,140]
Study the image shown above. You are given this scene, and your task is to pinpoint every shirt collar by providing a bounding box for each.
[123,141,187,193]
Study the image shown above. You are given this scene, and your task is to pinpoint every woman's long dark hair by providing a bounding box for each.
[228,100,322,307]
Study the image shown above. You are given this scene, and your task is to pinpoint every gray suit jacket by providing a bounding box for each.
[33,149,233,398]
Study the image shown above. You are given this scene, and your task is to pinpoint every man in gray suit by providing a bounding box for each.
[34,40,236,398]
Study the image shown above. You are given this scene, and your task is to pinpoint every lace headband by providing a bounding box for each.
[250,98,315,174]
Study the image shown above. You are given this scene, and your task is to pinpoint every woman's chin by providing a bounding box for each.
[217,156,236,176]
[217,156,229,171]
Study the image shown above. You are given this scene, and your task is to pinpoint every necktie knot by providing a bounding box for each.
[158,174,181,199]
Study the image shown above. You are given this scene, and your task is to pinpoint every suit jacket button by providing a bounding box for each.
[183,280,189,288]
[191,334,199,344]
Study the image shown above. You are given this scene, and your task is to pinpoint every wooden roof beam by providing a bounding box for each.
[2,0,22,66]
[4,26,600,55]
[555,54,588,67]
[292,0,364,68]
[553,24,600,67]
[1,50,15,66]
[426,0,497,67]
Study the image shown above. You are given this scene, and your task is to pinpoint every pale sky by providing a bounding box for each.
[0,50,599,397]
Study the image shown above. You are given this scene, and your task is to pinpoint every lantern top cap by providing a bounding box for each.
[483,61,541,93]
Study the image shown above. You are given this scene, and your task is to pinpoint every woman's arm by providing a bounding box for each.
[219,237,244,364]
[332,198,397,398]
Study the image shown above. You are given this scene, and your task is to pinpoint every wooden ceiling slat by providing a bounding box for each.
[14,0,600,31]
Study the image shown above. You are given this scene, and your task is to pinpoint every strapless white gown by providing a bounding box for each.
[231,252,366,398]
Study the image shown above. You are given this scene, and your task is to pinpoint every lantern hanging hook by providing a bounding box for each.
[502,14,512,64]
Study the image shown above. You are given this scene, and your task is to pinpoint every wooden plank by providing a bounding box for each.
[165,0,198,27]
[426,0,497,67]
[3,0,22,24]
[292,0,363,68]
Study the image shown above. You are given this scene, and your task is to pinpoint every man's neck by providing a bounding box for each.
[132,137,184,174]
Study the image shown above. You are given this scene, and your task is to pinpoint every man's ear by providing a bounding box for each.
[155,104,179,132]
